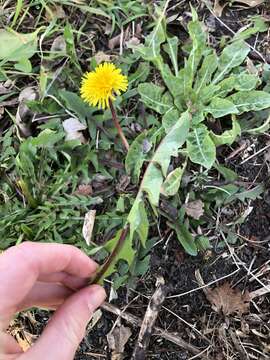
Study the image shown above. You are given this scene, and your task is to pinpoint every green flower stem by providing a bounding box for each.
[109,99,129,152]
[90,225,129,284]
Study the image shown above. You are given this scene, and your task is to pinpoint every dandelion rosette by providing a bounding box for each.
[80,62,128,109]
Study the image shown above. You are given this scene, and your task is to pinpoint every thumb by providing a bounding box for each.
[22,285,106,360]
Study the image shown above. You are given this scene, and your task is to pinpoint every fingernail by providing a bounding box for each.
[87,285,106,310]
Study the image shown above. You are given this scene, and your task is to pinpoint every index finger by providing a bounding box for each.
[0,242,98,318]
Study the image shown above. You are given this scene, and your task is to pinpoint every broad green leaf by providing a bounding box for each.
[233,16,268,42]
[235,184,264,202]
[161,164,186,196]
[160,64,184,108]
[206,97,239,118]
[59,90,91,120]
[246,114,270,135]
[113,274,129,290]
[128,62,150,86]
[218,77,237,98]
[213,41,250,85]
[163,36,179,76]
[128,198,149,246]
[116,197,125,213]
[200,84,220,104]
[132,255,151,276]
[183,7,206,97]
[203,184,239,206]
[150,110,190,177]
[141,112,190,205]
[138,83,173,114]
[214,163,238,181]
[125,131,150,182]
[142,164,163,206]
[218,73,259,97]
[103,229,136,279]
[162,107,180,133]
[194,52,218,94]
[191,111,204,125]
[169,222,198,256]
[127,111,190,248]
[228,91,270,114]
[210,118,241,146]
[14,58,32,73]
[196,236,211,251]
[187,124,216,169]
[0,29,38,62]
[131,7,166,61]
[30,129,64,147]
[235,73,259,91]
[145,18,166,59]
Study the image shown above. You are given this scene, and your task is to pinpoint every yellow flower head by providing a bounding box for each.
[80,62,128,109]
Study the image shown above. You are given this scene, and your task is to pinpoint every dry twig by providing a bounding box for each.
[132,281,167,359]
[101,302,205,357]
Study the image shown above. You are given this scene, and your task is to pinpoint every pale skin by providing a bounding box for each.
[0,242,106,360]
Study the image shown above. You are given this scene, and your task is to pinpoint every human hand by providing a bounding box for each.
[0,242,106,360]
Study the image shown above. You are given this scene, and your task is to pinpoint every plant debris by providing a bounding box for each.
[205,282,250,316]
[62,118,87,143]
[183,200,204,220]
[107,324,132,360]
[82,210,96,246]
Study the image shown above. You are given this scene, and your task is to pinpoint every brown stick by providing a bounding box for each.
[109,98,129,152]
[101,302,203,357]
[132,283,167,359]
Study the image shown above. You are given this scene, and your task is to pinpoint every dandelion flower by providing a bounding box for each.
[80,62,128,109]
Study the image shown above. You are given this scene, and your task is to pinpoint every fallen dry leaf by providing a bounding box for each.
[0,80,14,94]
[246,58,259,76]
[46,5,66,20]
[50,35,66,53]
[213,0,226,17]
[108,34,122,50]
[16,87,38,137]
[108,25,140,51]
[94,51,111,64]
[206,282,250,316]
[62,117,87,143]
[231,0,265,6]
[183,200,204,220]
[88,309,102,330]
[116,174,130,192]
[109,286,118,302]
[75,184,93,196]
[82,210,96,246]
[213,0,264,17]
[107,325,132,360]
[125,36,140,47]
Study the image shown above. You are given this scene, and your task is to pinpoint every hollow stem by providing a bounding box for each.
[90,225,129,284]
[109,98,129,152]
